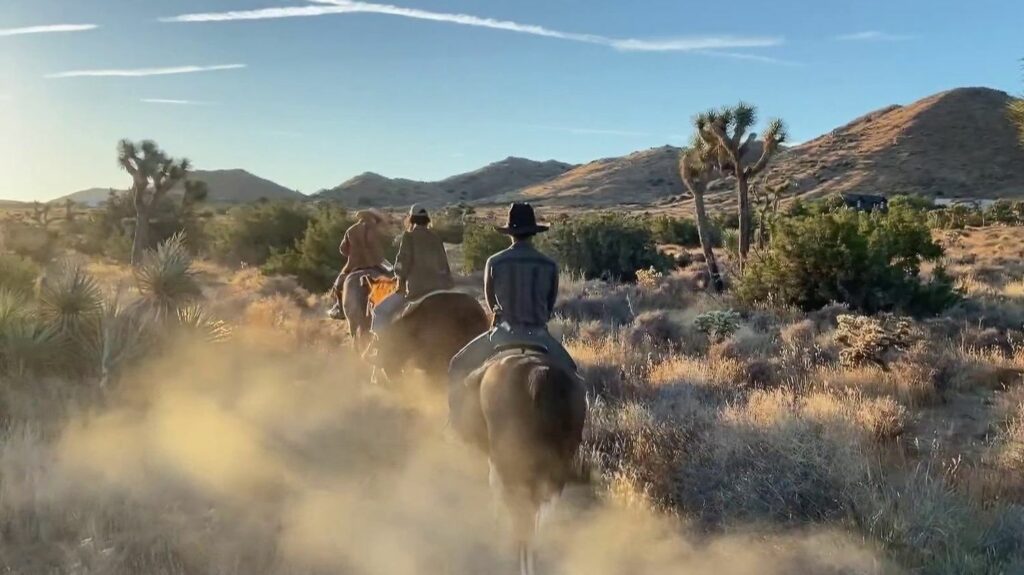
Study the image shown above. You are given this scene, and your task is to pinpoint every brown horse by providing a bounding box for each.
[464,350,587,575]
[375,290,489,383]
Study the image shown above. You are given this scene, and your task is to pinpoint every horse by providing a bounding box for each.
[340,268,388,354]
[374,290,490,383]
[460,349,587,575]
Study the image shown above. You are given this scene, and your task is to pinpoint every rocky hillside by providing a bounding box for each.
[315,157,574,207]
[770,87,1024,201]
[56,169,303,206]
[494,146,686,208]
[177,169,304,203]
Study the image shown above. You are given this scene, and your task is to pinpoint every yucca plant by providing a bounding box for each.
[37,261,103,335]
[174,305,232,344]
[86,295,155,387]
[134,232,201,317]
[0,289,60,376]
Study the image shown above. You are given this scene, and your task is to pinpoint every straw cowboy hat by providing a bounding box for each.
[495,202,549,236]
[356,208,386,224]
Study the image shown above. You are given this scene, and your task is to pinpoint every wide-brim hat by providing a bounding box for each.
[495,202,549,236]
[356,208,386,223]
[409,204,429,217]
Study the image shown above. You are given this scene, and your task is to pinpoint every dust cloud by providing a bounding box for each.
[34,340,894,574]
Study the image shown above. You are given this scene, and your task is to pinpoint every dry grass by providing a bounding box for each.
[6,224,1024,574]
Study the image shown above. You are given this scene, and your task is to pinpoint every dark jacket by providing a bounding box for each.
[340,220,387,274]
[395,226,453,299]
[484,241,558,327]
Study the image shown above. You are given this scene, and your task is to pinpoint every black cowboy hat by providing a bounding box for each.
[494,202,549,236]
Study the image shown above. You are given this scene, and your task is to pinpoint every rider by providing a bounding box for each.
[394,205,454,299]
[328,208,388,320]
[448,203,579,427]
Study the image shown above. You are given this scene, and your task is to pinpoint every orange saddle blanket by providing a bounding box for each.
[367,276,399,308]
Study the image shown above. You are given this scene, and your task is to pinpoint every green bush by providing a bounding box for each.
[209,202,311,266]
[0,255,40,296]
[262,205,359,292]
[462,223,510,272]
[647,215,706,247]
[541,213,672,282]
[737,205,958,316]
[78,192,206,260]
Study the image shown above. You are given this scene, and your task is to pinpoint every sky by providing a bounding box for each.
[1,0,1022,201]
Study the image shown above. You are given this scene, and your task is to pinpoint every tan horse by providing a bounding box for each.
[461,350,587,575]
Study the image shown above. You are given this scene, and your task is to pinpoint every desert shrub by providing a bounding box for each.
[541,213,672,282]
[634,266,665,289]
[646,215,707,247]
[0,222,56,263]
[210,202,311,266]
[738,205,958,315]
[0,289,59,376]
[694,310,741,343]
[78,192,205,260]
[0,255,39,296]
[835,314,913,369]
[431,208,467,244]
[261,205,359,292]
[679,389,869,527]
[462,223,509,272]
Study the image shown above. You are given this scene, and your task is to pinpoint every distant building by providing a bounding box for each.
[841,193,888,212]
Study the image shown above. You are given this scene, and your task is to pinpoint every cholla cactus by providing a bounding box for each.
[635,266,665,289]
[695,309,741,342]
[836,314,913,369]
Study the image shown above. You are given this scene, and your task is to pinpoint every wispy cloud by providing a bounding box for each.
[700,50,801,67]
[835,31,914,42]
[523,124,654,137]
[46,64,246,79]
[141,98,215,105]
[0,24,98,37]
[162,0,783,56]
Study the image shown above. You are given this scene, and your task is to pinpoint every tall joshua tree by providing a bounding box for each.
[182,179,209,209]
[679,140,724,293]
[696,103,787,269]
[117,140,191,266]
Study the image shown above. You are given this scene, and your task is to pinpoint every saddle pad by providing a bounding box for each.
[367,277,399,307]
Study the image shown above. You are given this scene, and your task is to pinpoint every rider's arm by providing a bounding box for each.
[394,232,412,279]
[484,259,498,315]
[548,264,559,318]
[339,230,351,256]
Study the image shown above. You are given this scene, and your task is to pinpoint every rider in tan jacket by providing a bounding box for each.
[328,209,388,320]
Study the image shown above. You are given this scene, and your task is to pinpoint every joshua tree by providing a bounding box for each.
[695,103,787,269]
[753,177,789,250]
[678,143,724,293]
[182,179,209,209]
[117,140,191,266]
[30,201,52,227]
[63,198,76,222]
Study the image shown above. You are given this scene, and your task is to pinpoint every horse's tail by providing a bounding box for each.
[527,363,587,488]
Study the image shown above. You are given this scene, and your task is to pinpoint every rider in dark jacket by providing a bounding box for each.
[448,203,578,434]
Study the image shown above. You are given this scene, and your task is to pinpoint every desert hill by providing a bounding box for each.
[315,157,575,207]
[769,87,1024,201]
[56,169,303,206]
[493,146,686,208]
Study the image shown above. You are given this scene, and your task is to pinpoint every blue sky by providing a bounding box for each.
[2,0,1022,201]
